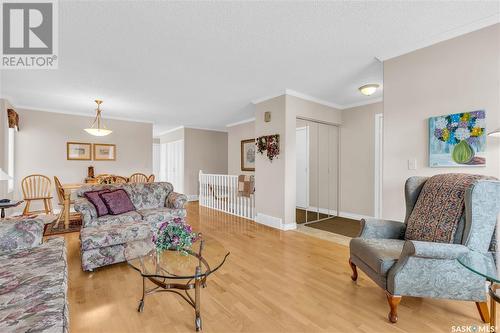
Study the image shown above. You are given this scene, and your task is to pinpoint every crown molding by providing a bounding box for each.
[156,126,185,137]
[226,117,255,127]
[340,97,383,110]
[184,126,227,133]
[251,91,285,105]
[285,89,344,110]
[377,14,500,61]
[11,104,154,124]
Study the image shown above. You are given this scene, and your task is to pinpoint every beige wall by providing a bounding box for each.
[383,24,500,221]
[159,127,184,143]
[340,102,383,217]
[184,128,228,197]
[227,121,255,175]
[14,108,153,208]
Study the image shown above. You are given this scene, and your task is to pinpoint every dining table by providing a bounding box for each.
[61,183,86,229]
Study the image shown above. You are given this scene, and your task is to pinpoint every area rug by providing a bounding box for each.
[306,216,361,238]
[44,216,82,236]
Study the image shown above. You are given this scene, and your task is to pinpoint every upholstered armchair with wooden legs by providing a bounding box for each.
[21,174,54,215]
[349,175,500,324]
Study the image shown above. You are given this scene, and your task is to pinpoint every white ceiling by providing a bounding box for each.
[1,1,499,135]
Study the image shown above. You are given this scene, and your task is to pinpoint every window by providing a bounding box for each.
[7,128,14,193]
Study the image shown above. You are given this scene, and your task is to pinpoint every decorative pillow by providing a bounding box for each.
[99,189,136,215]
[84,189,111,217]
[0,218,44,255]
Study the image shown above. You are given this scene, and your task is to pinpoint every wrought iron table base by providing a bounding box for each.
[137,266,205,331]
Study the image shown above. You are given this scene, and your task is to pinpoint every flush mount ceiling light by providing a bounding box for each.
[488,128,500,137]
[84,99,112,136]
[358,84,380,96]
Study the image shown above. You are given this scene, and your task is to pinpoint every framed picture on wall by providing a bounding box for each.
[67,142,92,160]
[429,110,486,167]
[93,144,116,161]
[241,139,255,171]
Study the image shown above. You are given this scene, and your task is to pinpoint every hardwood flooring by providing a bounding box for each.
[66,202,485,332]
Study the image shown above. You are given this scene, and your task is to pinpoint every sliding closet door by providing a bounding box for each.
[296,118,339,224]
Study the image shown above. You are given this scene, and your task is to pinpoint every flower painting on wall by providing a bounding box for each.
[429,110,486,167]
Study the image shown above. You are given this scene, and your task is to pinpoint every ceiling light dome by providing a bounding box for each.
[84,99,112,136]
[359,84,380,96]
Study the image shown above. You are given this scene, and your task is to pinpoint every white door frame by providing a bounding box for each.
[296,126,309,209]
[374,113,383,218]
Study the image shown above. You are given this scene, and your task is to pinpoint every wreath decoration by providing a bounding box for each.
[255,134,280,161]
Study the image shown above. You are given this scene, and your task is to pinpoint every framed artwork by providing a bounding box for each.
[67,142,92,160]
[241,139,256,171]
[429,110,486,167]
[93,144,116,161]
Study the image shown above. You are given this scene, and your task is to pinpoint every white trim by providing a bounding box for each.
[374,113,384,219]
[338,211,373,221]
[157,125,227,137]
[285,89,343,109]
[251,91,285,105]
[341,97,383,110]
[255,213,296,231]
[13,104,154,123]
[377,15,500,61]
[184,126,227,133]
[187,195,199,202]
[157,126,185,137]
[226,117,255,128]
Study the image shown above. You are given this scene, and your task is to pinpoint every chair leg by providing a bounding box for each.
[476,302,490,323]
[348,258,358,281]
[386,292,402,323]
[47,199,53,214]
[23,200,31,215]
[43,199,49,214]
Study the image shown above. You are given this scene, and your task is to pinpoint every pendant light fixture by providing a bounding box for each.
[358,84,380,96]
[84,99,112,136]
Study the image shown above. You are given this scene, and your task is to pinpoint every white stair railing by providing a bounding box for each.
[199,170,255,220]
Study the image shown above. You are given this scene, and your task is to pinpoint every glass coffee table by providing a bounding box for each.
[458,251,498,329]
[124,236,229,331]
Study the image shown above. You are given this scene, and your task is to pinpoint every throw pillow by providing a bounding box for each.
[99,189,136,215]
[84,189,111,217]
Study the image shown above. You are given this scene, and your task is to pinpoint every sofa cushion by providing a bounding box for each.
[100,189,136,215]
[84,189,111,217]
[0,237,68,333]
[0,218,44,255]
[90,211,143,227]
[137,207,187,226]
[80,221,151,250]
[123,182,173,210]
[350,238,404,276]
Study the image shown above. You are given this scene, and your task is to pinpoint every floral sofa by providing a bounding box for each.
[74,182,187,271]
[0,218,69,333]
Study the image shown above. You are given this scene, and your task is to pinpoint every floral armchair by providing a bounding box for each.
[349,176,500,323]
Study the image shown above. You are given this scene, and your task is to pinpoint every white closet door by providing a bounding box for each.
[165,139,184,193]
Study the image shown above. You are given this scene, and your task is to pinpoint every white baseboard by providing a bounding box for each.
[187,195,199,202]
[305,206,373,221]
[255,213,296,231]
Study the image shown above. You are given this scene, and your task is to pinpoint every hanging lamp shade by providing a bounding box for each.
[84,100,112,136]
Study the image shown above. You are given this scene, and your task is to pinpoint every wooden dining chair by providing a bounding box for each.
[53,176,80,227]
[97,175,128,184]
[21,174,53,215]
[128,173,149,183]
[147,174,155,183]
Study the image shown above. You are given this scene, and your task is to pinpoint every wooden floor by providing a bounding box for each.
[66,202,485,333]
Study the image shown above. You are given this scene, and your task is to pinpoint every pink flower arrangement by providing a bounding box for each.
[153,218,199,252]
